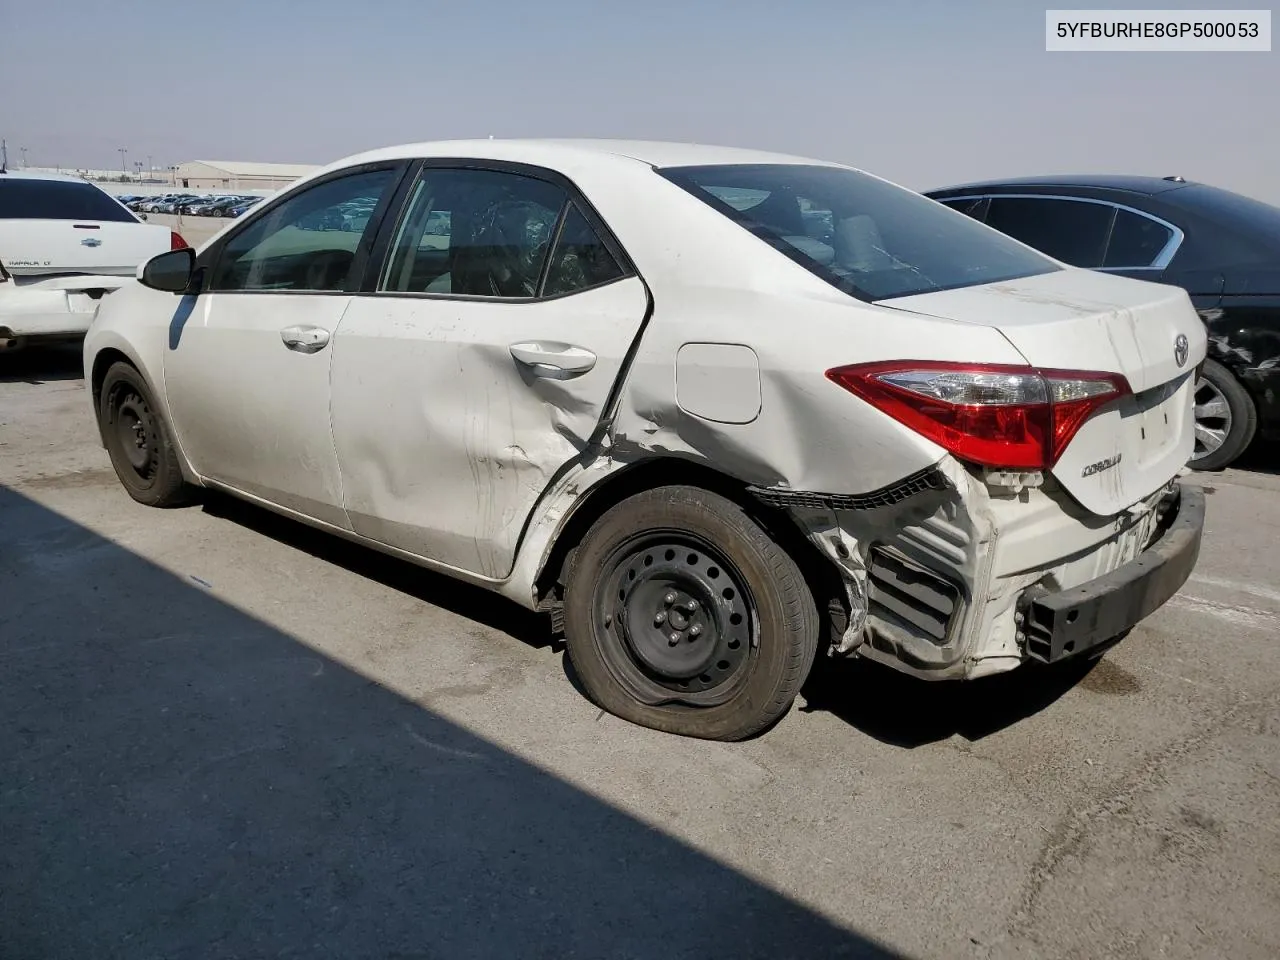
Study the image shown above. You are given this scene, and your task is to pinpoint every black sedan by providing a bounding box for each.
[925,175,1280,470]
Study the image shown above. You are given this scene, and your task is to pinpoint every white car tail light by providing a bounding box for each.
[826,361,1130,469]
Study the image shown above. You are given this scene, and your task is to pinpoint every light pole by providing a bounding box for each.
[147,154,153,180]
[118,147,128,179]
[19,147,28,168]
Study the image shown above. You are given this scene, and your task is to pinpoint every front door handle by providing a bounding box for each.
[281,325,330,354]
[509,341,596,379]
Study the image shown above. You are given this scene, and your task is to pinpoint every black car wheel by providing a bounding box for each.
[98,361,193,507]
[1189,358,1257,471]
[563,486,819,741]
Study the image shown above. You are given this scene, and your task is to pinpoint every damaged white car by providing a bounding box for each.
[0,170,186,351]
[84,140,1207,740]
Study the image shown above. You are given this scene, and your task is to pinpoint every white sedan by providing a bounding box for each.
[0,170,186,351]
[84,139,1207,740]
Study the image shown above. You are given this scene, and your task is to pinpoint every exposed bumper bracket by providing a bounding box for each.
[1020,483,1205,663]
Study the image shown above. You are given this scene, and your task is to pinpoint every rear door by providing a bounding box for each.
[330,162,648,579]
[0,177,171,276]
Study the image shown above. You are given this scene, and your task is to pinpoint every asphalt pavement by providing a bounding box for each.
[2,344,1278,960]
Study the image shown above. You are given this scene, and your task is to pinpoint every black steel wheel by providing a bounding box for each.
[564,485,820,741]
[98,361,192,507]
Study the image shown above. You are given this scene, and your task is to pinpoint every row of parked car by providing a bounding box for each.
[116,193,265,218]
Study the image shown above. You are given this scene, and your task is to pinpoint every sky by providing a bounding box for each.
[2,0,1277,202]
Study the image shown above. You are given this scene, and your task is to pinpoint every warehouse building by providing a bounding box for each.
[171,160,319,190]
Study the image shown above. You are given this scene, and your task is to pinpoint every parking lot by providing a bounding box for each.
[2,344,1278,959]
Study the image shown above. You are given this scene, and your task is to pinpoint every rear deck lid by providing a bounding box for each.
[884,268,1206,516]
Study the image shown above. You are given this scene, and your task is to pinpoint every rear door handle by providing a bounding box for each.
[509,341,597,379]
[281,325,330,354]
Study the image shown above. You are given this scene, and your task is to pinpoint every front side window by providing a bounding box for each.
[0,179,136,222]
[209,168,396,292]
[662,164,1059,301]
[984,197,1115,268]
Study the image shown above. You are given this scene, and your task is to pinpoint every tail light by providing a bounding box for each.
[170,230,189,250]
[825,361,1131,470]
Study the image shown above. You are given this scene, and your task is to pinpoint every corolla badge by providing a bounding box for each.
[80,237,102,247]
[1082,452,1122,478]
[1174,333,1189,368]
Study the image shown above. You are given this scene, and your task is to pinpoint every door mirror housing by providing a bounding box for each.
[138,248,196,293]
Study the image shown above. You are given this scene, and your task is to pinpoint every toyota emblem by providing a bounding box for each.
[1174,334,1189,368]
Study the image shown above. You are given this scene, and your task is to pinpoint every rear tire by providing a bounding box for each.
[563,485,820,741]
[1189,358,1256,471]
[98,361,192,507]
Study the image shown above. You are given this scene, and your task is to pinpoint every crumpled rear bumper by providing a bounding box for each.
[1019,482,1205,662]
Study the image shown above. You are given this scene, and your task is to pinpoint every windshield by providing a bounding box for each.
[0,179,137,223]
[661,163,1060,301]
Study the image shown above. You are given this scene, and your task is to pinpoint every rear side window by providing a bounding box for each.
[543,203,626,297]
[984,197,1114,268]
[1104,209,1175,268]
[661,164,1058,301]
[0,179,136,222]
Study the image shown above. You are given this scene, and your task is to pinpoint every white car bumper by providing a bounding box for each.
[0,275,127,344]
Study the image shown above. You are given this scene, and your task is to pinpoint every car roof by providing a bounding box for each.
[0,169,105,185]
[926,174,1198,197]
[320,138,849,176]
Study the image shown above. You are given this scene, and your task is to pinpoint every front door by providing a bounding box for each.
[165,164,403,527]
[330,164,649,579]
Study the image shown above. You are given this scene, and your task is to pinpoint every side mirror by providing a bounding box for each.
[138,248,196,293]
[138,212,149,221]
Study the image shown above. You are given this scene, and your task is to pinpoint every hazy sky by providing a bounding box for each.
[2,0,1277,201]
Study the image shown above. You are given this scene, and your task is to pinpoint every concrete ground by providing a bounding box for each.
[2,344,1278,960]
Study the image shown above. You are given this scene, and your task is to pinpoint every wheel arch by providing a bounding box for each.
[532,456,846,645]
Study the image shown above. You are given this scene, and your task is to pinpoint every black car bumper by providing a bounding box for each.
[1021,483,1205,663]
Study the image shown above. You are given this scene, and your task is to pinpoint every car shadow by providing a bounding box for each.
[800,652,1099,748]
[1233,440,1280,477]
[0,342,84,384]
[0,484,903,960]
[200,492,556,652]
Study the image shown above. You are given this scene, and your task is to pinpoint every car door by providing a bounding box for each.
[165,162,405,527]
[330,162,649,579]
[983,195,1116,268]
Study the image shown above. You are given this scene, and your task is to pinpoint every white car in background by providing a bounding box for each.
[0,170,186,351]
[84,139,1206,741]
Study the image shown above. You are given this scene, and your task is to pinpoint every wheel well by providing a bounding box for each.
[534,458,847,644]
[90,347,136,410]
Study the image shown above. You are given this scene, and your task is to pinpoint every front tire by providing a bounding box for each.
[1189,358,1256,471]
[563,486,820,741]
[98,361,192,507]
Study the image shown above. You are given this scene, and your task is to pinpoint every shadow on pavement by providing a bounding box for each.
[0,342,84,385]
[0,485,902,960]
[801,653,1098,748]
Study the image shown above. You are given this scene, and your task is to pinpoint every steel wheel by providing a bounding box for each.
[1192,375,1232,461]
[593,532,756,707]
[108,383,160,482]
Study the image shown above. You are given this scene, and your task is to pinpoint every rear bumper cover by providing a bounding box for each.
[1020,482,1205,662]
[0,276,124,341]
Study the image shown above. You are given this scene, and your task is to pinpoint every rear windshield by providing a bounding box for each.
[1161,184,1280,249]
[661,164,1060,301]
[0,179,137,222]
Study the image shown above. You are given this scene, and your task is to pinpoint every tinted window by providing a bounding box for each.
[939,197,988,221]
[0,179,135,222]
[543,203,626,296]
[662,164,1058,301]
[984,197,1114,268]
[210,169,395,292]
[1104,208,1175,268]
[1161,184,1280,249]
[381,168,565,298]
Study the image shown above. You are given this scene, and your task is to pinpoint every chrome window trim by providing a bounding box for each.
[938,192,1185,269]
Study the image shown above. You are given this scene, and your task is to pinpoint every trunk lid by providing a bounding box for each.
[883,268,1206,516]
[0,219,172,277]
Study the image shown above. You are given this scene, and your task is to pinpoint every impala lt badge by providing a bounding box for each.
[1174,334,1189,368]
[1082,452,1122,477]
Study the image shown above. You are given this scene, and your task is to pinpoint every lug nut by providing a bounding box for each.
[664,592,677,606]
[669,632,681,644]
[654,611,667,625]
[689,624,702,637]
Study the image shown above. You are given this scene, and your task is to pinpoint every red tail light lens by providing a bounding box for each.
[170,230,188,250]
[825,361,1130,469]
